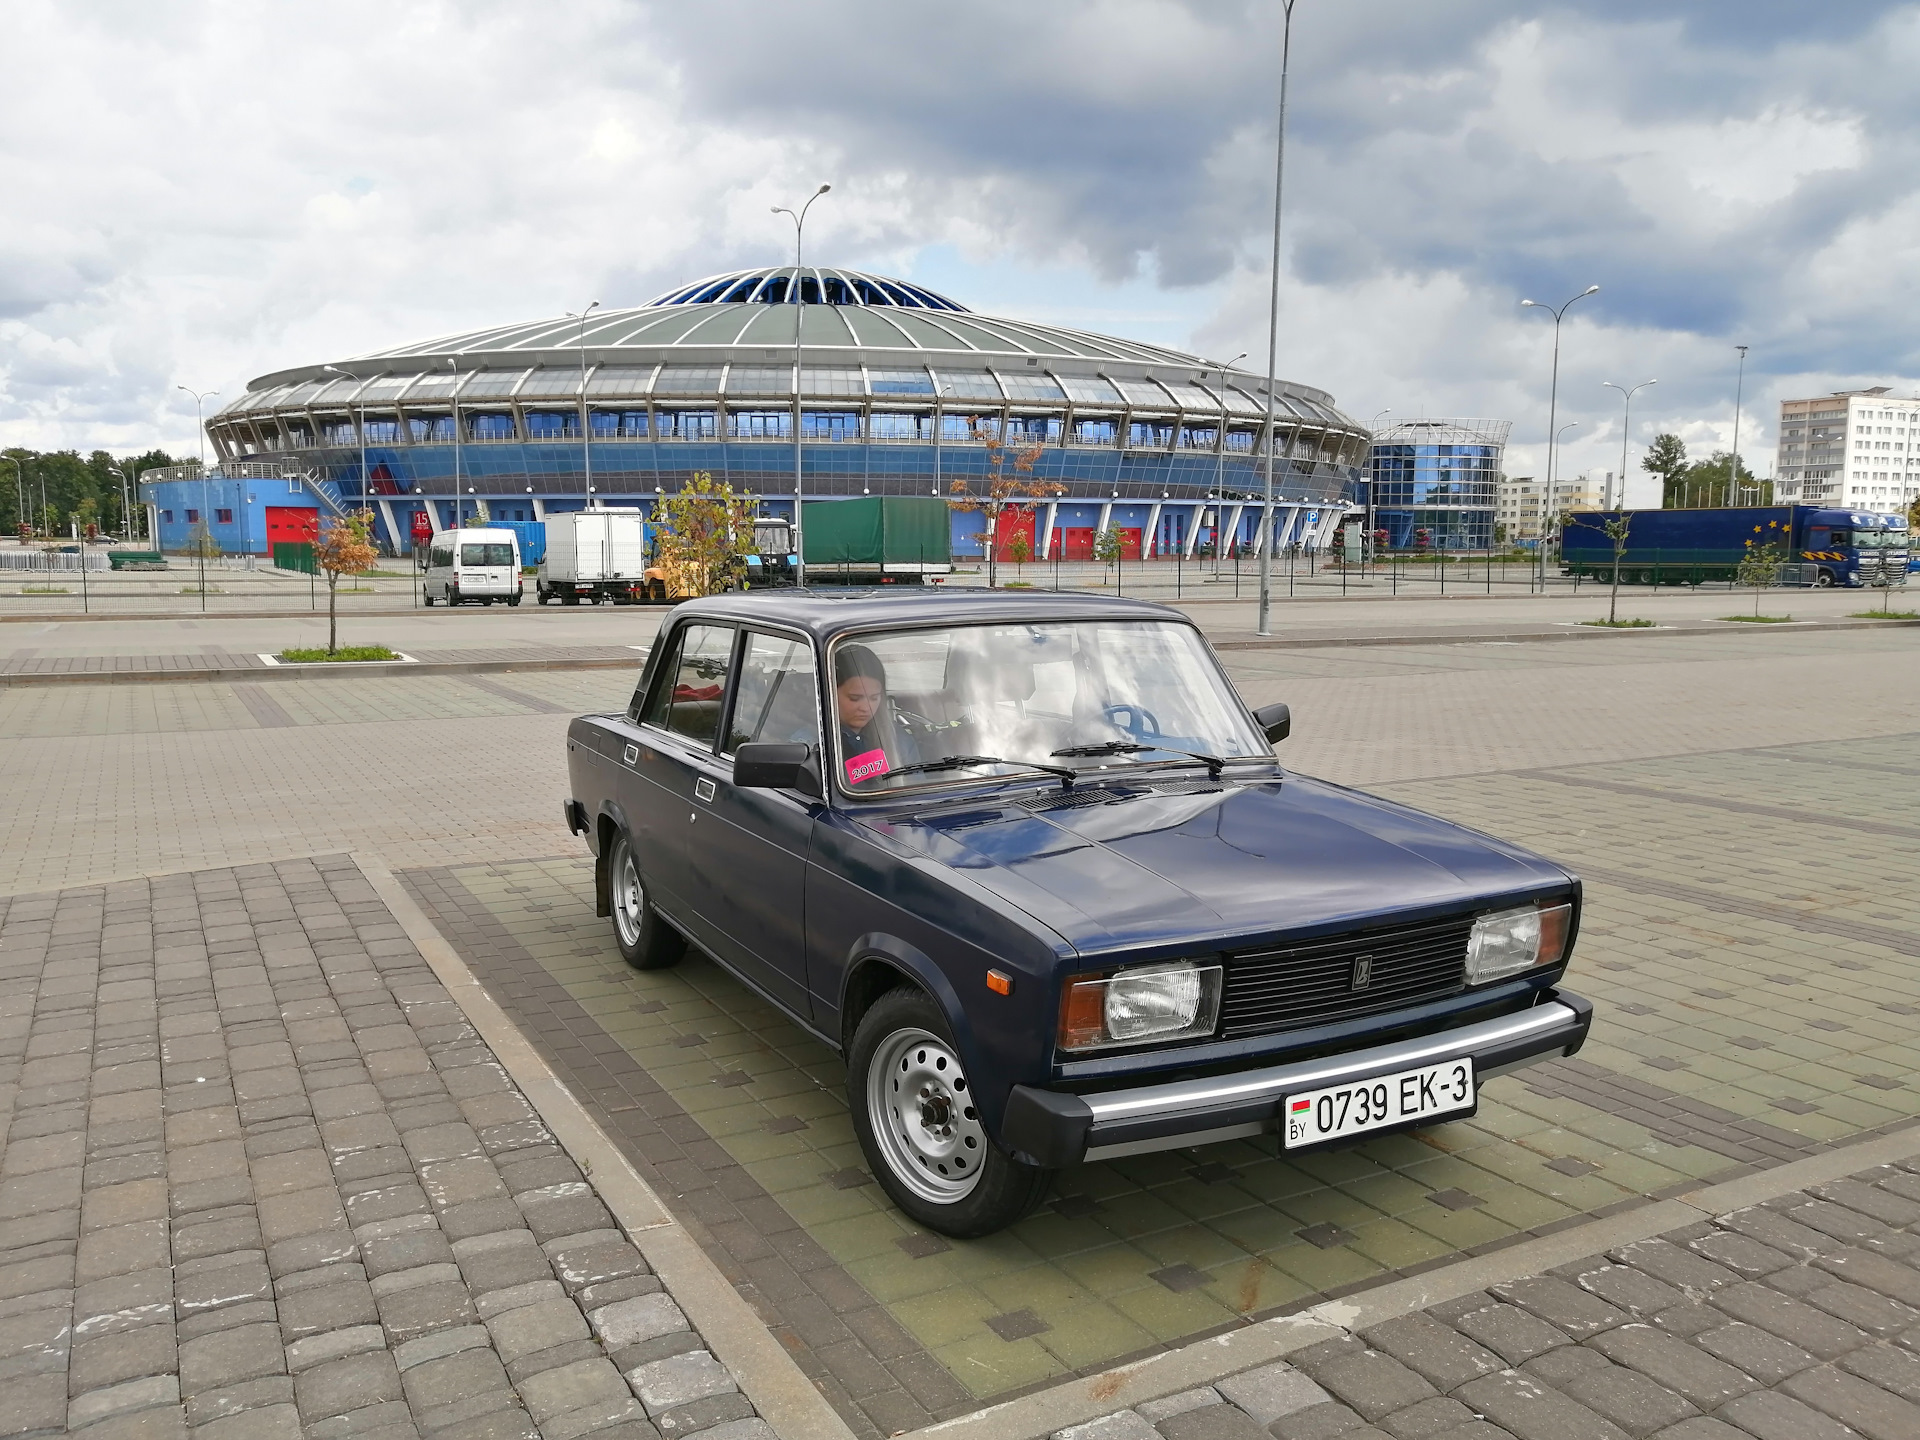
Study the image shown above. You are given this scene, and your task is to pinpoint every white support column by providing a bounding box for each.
[377,499,401,556]
[531,497,548,523]
[1097,500,1113,536]
[1143,500,1163,557]
[1038,501,1057,562]
[1183,503,1205,558]
[1223,502,1246,557]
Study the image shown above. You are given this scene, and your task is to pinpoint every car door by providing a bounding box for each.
[628,620,737,919]
[678,628,823,1018]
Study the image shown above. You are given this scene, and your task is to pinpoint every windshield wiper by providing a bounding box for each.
[884,754,1078,789]
[1051,740,1229,780]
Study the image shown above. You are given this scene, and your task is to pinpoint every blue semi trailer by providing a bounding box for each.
[1559,505,1909,589]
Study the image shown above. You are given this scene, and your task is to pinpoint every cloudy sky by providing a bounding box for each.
[3,0,1916,501]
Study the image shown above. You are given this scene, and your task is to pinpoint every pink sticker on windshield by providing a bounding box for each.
[845,748,890,785]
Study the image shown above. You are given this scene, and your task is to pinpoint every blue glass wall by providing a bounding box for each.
[1367,442,1498,550]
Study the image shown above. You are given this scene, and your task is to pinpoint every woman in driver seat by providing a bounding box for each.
[834,643,917,786]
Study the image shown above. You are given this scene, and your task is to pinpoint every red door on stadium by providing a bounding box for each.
[264,507,319,544]
[991,510,1036,561]
[1054,527,1094,560]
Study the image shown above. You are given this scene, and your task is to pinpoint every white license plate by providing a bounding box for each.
[1282,1058,1475,1148]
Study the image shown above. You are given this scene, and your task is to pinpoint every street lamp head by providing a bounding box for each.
[817,184,831,195]
[1520,299,1539,308]
[1584,285,1600,295]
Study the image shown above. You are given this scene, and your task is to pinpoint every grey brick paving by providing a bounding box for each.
[0,857,762,1439]
[1052,1155,1920,1439]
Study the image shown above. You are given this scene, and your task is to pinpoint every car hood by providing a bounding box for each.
[855,773,1573,955]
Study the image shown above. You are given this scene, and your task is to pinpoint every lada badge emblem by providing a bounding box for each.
[1351,956,1373,990]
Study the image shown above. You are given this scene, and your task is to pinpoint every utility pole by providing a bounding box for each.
[177,385,218,611]
[1521,286,1600,587]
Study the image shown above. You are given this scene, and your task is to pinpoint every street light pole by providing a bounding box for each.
[1729,344,1749,509]
[1368,409,1390,558]
[1601,379,1656,511]
[1257,0,1299,637]
[772,184,831,586]
[322,365,372,550]
[1210,353,1248,563]
[447,357,462,532]
[1521,285,1599,588]
[568,301,601,508]
[177,385,218,611]
[5,456,23,539]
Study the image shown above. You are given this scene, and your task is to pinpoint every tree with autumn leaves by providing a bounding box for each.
[314,508,380,655]
[946,429,1063,589]
[652,471,756,598]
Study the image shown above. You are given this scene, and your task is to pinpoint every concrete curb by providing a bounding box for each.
[907,1120,1920,1440]
[355,852,858,1440]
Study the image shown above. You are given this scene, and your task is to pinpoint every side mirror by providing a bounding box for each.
[1253,702,1291,744]
[734,741,819,795]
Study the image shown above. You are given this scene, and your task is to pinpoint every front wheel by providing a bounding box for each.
[507,595,522,607]
[849,988,1053,1237]
[608,832,685,971]
[1814,569,1835,588]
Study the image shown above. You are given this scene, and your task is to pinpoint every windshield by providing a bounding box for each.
[1852,528,1908,549]
[460,543,514,567]
[828,620,1269,794]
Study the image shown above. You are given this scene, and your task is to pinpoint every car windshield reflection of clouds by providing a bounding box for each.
[830,622,1267,794]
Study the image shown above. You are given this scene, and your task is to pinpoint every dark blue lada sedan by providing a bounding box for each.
[563,591,1590,1236]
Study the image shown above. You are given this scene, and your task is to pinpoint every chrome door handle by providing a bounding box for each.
[694,778,716,802]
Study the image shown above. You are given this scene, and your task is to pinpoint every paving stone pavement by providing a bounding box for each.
[0,853,772,1440]
[1048,1154,1920,1440]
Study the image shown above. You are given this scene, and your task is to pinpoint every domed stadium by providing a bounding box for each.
[188,265,1368,561]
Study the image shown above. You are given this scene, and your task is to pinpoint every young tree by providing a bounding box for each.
[1004,527,1032,580]
[946,431,1061,589]
[315,508,380,655]
[1092,526,1123,585]
[1569,512,1633,624]
[1643,433,1689,507]
[1736,536,1783,618]
[652,471,755,598]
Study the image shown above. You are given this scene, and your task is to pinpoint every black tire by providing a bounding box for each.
[1814,569,1835,588]
[449,587,462,607]
[607,832,684,971]
[508,595,521,607]
[423,589,434,606]
[849,987,1053,1237]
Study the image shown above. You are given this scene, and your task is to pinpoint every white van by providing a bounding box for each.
[423,527,523,606]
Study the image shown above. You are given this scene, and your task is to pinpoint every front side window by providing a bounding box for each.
[727,632,820,754]
[429,545,454,569]
[644,624,734,748]
[827,621,1267,794]
[460,544,514,567]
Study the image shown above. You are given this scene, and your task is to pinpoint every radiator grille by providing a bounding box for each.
[1219,914,1472,1039]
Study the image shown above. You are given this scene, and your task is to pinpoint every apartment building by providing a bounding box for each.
[1495,471,1608,541]
[1775,386,1919,511]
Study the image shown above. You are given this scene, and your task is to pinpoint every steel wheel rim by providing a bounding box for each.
[612,846,644,947]
[867,1026,986,1203]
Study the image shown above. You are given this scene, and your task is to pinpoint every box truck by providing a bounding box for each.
[536,509,649,605]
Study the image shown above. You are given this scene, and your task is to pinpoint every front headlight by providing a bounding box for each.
[1466,901,1573,985]
[1058,960,1223,1052]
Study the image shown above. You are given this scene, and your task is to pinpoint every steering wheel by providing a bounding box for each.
[1103,704,1162,740]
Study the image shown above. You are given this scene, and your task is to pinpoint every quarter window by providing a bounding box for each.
[727,632,821,754]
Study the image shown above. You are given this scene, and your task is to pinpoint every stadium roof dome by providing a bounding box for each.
[240,266,1337,403]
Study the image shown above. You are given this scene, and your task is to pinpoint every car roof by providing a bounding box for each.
[663,588,1189,642]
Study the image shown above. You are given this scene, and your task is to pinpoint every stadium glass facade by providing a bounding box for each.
[1365,418,1510,551]
[180,266,1370,560]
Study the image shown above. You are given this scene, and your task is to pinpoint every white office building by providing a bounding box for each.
[1495,471,1609,541]
[1775,386,1920,511]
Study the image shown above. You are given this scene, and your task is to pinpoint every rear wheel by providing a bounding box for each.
[507,595,521,607]
[608,832,684,971]
[423,589,434,606]
[850,988,1053,1237]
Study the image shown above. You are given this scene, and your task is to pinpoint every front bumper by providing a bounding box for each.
[1001,991,1592,1168]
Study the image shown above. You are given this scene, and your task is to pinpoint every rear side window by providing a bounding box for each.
[727,632,820,753]
[643,624,735,747]
[460,543,514,566]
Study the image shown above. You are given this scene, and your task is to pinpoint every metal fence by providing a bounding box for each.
[0,551,110,572]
